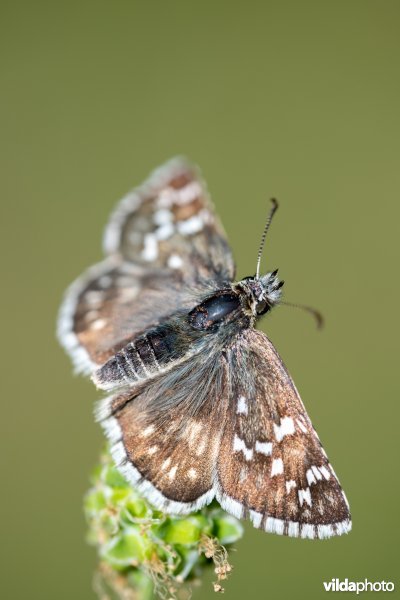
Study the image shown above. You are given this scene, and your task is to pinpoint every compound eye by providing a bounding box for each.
[256,299,272,316]
[256,299,267,313]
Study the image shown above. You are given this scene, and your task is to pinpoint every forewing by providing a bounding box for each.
[98,353,229,513]
[104,156,235,282]
[216,329,351,539]
[58,157,234,373]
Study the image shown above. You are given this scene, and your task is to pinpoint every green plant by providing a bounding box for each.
[85,447,244,599]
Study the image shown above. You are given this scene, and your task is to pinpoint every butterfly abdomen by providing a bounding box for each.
[92,293,243,390]
[92,324,193,389]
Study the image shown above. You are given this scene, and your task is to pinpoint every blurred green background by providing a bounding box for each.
[1,1,399,598]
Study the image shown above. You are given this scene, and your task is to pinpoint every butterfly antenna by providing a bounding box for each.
[255,198,279,279]
[280,301,324,329]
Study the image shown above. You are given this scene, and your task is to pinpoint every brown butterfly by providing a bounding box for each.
[58,157,351,539]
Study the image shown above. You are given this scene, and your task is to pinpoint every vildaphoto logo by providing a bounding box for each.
[323,579,395,593]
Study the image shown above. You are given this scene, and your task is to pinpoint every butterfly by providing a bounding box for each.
[58,157,351,539]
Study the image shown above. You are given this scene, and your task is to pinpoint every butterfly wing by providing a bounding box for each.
[57,157,235,373]
[98,327,351,539]
[103,156,234,280]
[99,351,229,513]
[216,328,351,539]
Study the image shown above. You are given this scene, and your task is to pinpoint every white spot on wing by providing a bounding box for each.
[168,466,177,480]
[274,417,295,442]
[271,457,284,476]
[167,253,183,269]
[236,395,248,415]
[255,441,272,455]
[161,457,171,470]
[90,318,107,331]
[177,215,204,235]
[319,465,331,480]
[142,425,155,437]
[296,418,308,433]
[306,468,317,485]
[187,421,203,443]
[233,434,253,460]
[148,446,158,455]
[154,208,173,225]
[141,234,158,261]
[298,487,312,507]
[188,468,197,479]
[311,465,323,480]
[286,480,297,494]
[196,438,207,455]
[155,222,174,240]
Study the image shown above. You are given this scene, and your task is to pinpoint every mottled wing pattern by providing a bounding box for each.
[104,157,234,281]
[216,329,351,539]
[98,355,229,513]
[97,327,350,539]
[57,158,235,373]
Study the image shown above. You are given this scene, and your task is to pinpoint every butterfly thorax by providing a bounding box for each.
[188,271,283,332]
[188,291,241,331]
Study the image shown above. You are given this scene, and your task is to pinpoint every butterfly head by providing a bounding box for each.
[235,198,285,318]
[235,270,284,318]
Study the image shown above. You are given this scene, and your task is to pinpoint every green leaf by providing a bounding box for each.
[161,515,210,545]
[109,487,131,504]
[84,490,107,513]
[214,514,244,545]
[101,527,154,568]
[124,498,148,519]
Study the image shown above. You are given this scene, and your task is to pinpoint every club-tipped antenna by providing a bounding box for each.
[255,198,279,279]
[280,301,324,329]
